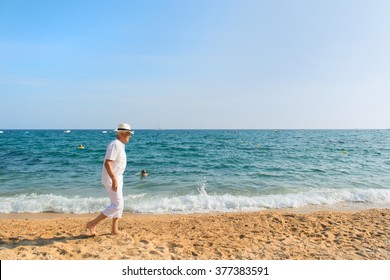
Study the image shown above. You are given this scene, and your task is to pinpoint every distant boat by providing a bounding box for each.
[64,130,71,134]
[156,121,165,130]
[0,130,3,134]
[102,130,107,134]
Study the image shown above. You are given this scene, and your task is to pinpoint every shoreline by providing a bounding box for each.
[1,202,388,220]
[1,207,389,260]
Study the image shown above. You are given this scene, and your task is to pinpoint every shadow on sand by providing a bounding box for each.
[0,234,95,250]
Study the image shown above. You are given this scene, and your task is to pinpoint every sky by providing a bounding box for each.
[1,0,390,129]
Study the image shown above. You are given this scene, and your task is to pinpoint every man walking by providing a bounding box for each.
[87,123,133,236]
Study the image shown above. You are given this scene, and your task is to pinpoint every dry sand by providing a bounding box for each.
[0,209,389,260]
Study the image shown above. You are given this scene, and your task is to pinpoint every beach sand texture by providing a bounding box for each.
[0,209,389,260]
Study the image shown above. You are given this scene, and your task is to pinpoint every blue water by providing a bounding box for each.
[0,129,390,214]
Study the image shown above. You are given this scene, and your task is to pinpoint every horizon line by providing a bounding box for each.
[1,128,390,131]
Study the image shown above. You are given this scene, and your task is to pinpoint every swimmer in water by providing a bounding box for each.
[140,169,148,177]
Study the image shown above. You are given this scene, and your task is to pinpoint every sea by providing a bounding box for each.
[0,129,390,214]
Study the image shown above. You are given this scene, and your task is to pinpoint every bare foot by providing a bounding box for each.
[87,222,97,236]
[111,230,128,237]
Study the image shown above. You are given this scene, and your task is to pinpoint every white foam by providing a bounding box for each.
[127,188,390,214]
[0,189,389,214]
[0,193,142,214]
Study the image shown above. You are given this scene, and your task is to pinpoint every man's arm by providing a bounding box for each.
[104,159,118,192]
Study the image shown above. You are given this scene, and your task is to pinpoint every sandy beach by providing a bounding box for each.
[0,208,389,260]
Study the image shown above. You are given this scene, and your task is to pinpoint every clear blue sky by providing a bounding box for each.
[1,0,390,129]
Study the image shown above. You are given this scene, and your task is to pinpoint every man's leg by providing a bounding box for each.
[111,218,120,235]
[87,212,107,236]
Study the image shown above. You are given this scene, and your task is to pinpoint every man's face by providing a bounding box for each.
[118,132,131,144]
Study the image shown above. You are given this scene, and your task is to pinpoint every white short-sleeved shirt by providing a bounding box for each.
[101,139,127,185]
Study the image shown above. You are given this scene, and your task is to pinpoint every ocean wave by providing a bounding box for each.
[128,188,390,214]
[0,194,108,214]
[0,189,389,214]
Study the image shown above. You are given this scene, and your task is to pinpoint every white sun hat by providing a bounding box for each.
[115,123,134,134]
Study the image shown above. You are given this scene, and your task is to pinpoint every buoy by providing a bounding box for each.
[342,150,347,155]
